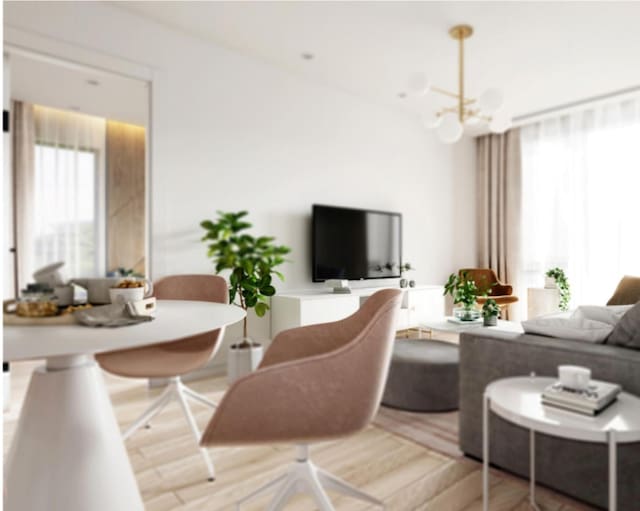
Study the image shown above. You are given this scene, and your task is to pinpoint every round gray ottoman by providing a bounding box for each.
[382,339,459,412]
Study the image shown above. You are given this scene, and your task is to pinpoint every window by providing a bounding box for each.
[519,99,640,307]
[33,143,101,278]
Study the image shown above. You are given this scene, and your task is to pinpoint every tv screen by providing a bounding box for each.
[312,204,402,282]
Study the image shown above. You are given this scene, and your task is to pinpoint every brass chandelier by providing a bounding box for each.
[408,24,512,143]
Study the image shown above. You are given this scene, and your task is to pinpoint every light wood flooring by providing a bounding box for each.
[3,360,595,511]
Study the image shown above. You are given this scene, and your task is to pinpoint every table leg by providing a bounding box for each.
[5,355,144,511]
[483,393,490,511]
[529,429,540,511]
[608,430,617,511]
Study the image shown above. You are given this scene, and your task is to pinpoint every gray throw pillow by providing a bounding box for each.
[606,300,640,349]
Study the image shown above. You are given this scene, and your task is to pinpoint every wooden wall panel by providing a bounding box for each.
[106,121,146,275]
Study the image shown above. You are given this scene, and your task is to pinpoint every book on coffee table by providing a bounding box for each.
[541,380,621,416]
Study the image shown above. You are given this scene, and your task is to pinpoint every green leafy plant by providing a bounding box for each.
[443,271,480,310]
[482,298,500,319]
[400,262,414,276]
[201,211,291,346]
[546,267,571,312]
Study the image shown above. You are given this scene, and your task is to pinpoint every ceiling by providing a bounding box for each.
[9,52,149,126]
[116,1,640,127]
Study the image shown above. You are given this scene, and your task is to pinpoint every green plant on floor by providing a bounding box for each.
[444,271,480,313]
[546,267,571,312]
[201,211,291,345]
[482,298,500,319]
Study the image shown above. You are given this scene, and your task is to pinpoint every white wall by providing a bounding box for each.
[4,2,477,360]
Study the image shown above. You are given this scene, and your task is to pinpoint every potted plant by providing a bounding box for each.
[545,267,571,312]
[399,262,414,288]
[201,211,291,382]
[444,272,481,321]
[482,298,500,326]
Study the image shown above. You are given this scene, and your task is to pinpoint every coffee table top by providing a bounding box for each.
[421,317,523,334]
[486,376,640,443]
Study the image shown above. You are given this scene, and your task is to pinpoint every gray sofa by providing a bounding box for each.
[459,329,640,510]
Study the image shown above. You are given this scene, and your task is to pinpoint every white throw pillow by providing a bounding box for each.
[521,317,613,343]
[571,305,633,326]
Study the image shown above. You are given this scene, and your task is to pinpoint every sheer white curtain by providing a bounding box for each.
[519,98,640,310]
[16,105,106,287]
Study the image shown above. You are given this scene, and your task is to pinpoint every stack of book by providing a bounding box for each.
[541,380,621,416]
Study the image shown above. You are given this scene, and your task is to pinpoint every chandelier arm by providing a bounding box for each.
[431,87,476,105]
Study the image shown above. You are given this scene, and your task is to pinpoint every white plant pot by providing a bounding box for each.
[227,341,263,384]
[544,276,557,289]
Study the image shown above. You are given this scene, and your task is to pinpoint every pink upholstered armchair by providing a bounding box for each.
[201,288,402,510]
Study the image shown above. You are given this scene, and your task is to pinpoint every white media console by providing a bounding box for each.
[271,285,444,338]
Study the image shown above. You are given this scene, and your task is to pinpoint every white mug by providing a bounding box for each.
[558,365,591,391]
[109,287,145,305]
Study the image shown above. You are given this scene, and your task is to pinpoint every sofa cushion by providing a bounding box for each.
[607,275,640,305]
[571,305,632,325]
[522,317,613,343]
[606,301,640,349]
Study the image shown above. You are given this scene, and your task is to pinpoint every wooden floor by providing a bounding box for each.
[3,360,595,511]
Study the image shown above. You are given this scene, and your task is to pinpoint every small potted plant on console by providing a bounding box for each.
[444,271,481,321]
[482,298,500,326]
[399,262,414,288]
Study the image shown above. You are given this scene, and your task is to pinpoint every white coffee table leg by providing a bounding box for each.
[529,429,540,511]
[5,355,144,511]
[483,393,490,511]
[608,430,617,511]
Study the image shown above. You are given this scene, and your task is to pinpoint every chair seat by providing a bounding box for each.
[477,295,519,306]
[96,334,216,378]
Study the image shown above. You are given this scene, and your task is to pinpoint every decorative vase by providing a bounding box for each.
[399,278,408,288]
[483,315,498,327]
[227,338,263,384]
[453,307,481,321]
[409,280,416,288]
[545,276,557,289]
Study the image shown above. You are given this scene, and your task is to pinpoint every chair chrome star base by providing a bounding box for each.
[236,445,385,511]
[124,376,217,481]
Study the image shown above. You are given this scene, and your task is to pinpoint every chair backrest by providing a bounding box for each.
[154,274,228,361]
[459,268,498,295]
[154,274,228,304]
[201,288,402,446]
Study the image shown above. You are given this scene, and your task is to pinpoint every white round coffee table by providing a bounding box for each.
[482,376,640,511]
[4,300,245,511]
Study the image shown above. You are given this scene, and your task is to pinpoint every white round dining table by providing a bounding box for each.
[3,300,245,511]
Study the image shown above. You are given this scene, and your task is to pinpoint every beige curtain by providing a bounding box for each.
[12,100,35,291]
[476,128,522,319]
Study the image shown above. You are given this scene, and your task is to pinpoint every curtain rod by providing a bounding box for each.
[512,84,640,126]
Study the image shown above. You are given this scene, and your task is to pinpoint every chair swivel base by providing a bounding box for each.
[236,445,385,511]
[123,376,217,481]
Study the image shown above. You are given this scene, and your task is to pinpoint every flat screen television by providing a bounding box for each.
[312,204,402,282]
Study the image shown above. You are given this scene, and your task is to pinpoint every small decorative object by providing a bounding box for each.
[108,279,151,304]
[32,261,65,288]
[400,262,414,289]
[482,298,500,327]
[201,211,291,382]
[444,271,482,321]
[545,267,571,311]
[409,280,416,288]
[558,365,591,391]
[15,283,58,317]
[326,279,351,294]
